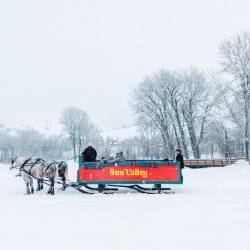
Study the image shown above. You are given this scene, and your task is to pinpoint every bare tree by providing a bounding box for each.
[180,67,213,158]
[60,106,103,159]
[60,107,79,159]
[156,70,189,158]
[132,67,215,159]
[218,31,250,160]
[137,117,165,159]
[132,75,175,159]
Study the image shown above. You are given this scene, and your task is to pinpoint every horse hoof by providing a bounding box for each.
[36,188,40,191]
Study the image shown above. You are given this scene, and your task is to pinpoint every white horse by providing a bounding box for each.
[11,156,58,195]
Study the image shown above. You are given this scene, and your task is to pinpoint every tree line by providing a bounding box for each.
[132,31,250,160]
[1,31,249,162]
[0,106,126,162]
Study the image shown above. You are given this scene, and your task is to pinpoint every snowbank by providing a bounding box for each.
[0,161,249,250]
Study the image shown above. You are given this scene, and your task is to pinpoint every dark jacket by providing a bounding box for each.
[176,153,184,169]
[82,146,97,162]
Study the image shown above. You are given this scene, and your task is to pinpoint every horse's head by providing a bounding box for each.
[10,157,18,170]
[10,156,29,170]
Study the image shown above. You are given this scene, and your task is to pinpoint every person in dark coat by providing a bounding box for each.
[82,146,97,162]
[176,149,184,169]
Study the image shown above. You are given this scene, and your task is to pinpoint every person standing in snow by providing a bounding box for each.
[82,145,97,162]
[176,149,184,169]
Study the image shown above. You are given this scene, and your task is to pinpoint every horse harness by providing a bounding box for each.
[42,162,56,177]
[19,157,32,171]
[20,158,45,176]
[19,158,53,186]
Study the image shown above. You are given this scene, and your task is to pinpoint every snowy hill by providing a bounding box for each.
[100,125,137,140]
[0,161,250,250]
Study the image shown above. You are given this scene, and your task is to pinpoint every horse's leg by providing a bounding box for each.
[47,178,54,195]
[30,178,34,194]
[23,174,30,195]
[36,179,41,191]
[47,177,52,194]
[50,178,55,195]
[26,182,30,194]
[61,174,66,191]
[36,179,43,191]
[47,185,52,194]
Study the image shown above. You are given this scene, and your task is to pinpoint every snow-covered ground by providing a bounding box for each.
[0,161,250,250]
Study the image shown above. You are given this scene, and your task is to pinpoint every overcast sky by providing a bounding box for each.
[0,0,250,133]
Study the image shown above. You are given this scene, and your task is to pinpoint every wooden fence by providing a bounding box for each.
[184,158,239,169]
